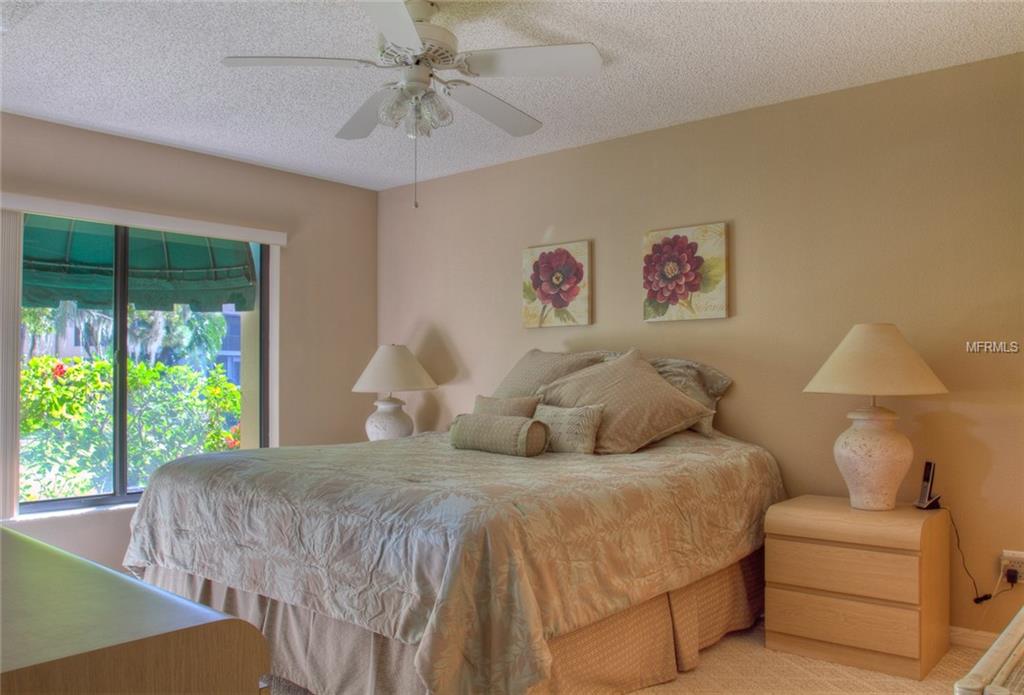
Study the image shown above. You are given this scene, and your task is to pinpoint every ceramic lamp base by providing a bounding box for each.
[365,396,414,441]
[834,406,913,511]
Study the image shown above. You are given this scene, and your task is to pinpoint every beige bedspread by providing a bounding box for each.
[124,430,784,695]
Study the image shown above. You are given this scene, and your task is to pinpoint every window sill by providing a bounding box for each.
[11,500,139,520]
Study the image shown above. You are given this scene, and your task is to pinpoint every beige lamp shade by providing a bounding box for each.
[804,323,947,396]
[352,344,437,394]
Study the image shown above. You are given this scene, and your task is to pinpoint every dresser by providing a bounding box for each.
[1,528,269,694]
[765,495,949,679]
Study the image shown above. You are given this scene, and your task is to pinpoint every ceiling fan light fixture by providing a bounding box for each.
[419,90,453,129]
[404,103,432,139]
[378,87,413,128]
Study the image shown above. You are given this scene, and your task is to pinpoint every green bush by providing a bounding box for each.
[19,355,241,502]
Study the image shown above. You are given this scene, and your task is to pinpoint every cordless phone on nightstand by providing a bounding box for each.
[914,460,941,510]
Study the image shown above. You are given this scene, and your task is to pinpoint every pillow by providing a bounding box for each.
[538,349,712,454]
[493,349,605,398]
[588,350,732,436]
[450,414,549,457]
[473,394,540,418]
[534,404,604,454]
[649,357,732,436]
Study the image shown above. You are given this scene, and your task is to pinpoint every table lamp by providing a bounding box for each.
[352,344,437,441]
[804,323,947,510]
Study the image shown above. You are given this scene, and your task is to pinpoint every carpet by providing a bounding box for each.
[270,621,981,694]
[643,622,980,694]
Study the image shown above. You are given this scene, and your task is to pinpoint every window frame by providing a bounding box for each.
[2,196,284,517]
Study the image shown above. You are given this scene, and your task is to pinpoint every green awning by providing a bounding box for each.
[21,214,257,311]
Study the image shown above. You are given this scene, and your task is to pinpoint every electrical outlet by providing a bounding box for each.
[1000,550,1024,576]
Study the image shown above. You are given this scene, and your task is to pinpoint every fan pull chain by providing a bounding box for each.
[413,135,419,209]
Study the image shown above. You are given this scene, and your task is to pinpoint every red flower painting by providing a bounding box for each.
[523,242,591,328]
[642,223,727,321]
[643,234,704,306]
[531,247,584,309]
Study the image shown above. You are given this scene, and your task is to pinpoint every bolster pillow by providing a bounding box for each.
[449,414,550,457]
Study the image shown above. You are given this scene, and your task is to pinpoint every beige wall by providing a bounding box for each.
[379,54,1024,632]
[4,504,136,571]
[1,113,378,446]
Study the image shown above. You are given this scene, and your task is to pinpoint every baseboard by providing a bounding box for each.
[950,626,998,650]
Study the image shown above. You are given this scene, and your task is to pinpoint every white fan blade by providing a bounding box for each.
[337,89,392,140]
[445,81,541,137]
[357,1,423,52]
[461,43,601,78]
[223,56,379,69]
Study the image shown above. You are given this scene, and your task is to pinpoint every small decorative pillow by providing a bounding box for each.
[450,414,550,457]
[473,394,540,418]
[534,404,604,454]
[649,357,732,436]
[538,349,712,454]
[492,349,605,398]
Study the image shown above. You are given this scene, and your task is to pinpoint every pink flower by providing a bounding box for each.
[52,363,67,378]
[531,248,584,309]
[225,436,240,450]
[643,235,703,305]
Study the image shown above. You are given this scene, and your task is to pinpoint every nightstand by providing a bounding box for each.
[765,495,949,679]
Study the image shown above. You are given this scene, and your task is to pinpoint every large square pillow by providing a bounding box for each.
[537,349,712,454]
[588,350,732,436]
[492,349,604,398]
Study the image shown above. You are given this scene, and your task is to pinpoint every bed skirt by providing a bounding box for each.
[143,548,763,695]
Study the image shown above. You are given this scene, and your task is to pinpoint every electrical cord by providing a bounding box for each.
[943,505,1019,605]
[942,506,988,602]
[991,584,1017,600]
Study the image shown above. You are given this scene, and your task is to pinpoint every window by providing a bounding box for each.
[19,217,115,501]
[17,214,269,511]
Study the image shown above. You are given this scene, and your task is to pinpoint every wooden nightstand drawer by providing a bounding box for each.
[766,586,920,658]
[766,537,919,604]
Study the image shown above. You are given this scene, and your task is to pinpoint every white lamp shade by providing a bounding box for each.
[804,323,947,397]
[352,345,437,394]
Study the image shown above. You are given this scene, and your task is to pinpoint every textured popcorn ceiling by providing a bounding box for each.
[2,1,1022,191]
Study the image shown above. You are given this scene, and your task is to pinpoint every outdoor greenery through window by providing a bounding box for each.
[19,214,264,506]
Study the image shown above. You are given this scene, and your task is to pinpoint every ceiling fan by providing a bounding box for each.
[223,0,602,141]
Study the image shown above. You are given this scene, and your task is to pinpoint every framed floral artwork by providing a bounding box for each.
[642,222,727,321]
[522,240,591,328]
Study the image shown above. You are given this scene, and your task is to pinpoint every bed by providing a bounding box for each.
[124,429,785,695]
